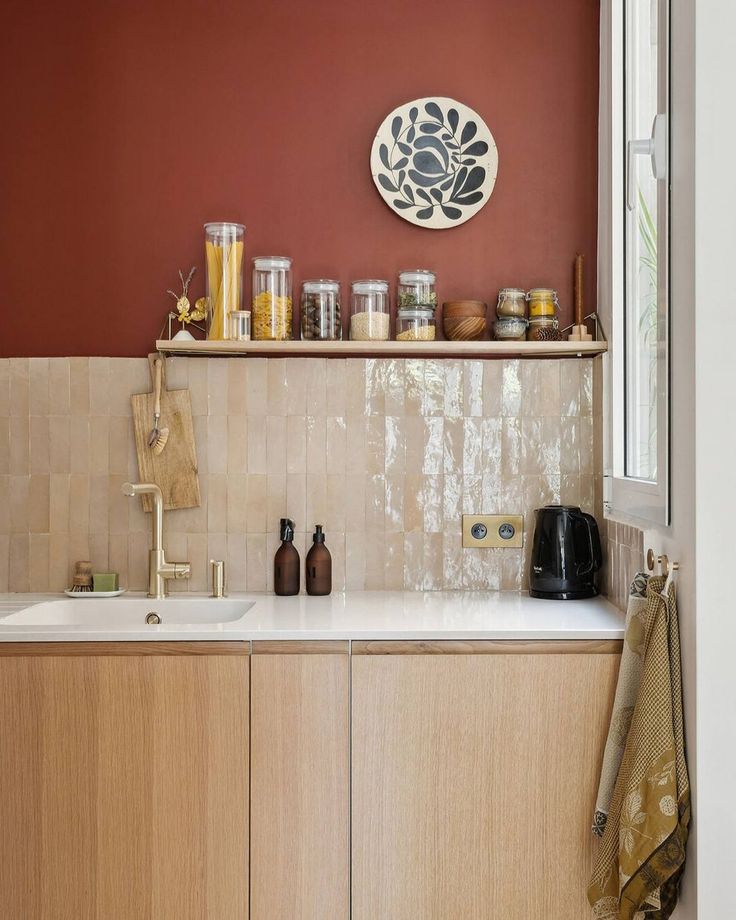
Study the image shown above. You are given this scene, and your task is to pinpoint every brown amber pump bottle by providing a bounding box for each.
[274,518,300,596]
[305,525,332,596]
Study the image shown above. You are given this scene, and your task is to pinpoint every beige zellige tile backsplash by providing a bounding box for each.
[0,356,600,595]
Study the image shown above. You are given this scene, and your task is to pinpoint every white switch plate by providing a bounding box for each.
[462,514,524,549]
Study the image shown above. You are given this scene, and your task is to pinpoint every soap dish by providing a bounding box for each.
[64,588,127,599]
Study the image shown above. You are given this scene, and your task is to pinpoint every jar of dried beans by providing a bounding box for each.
[301,280,342,341]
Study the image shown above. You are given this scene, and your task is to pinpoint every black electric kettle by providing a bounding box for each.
[529,505,602,600]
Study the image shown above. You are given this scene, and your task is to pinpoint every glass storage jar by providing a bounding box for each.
[396,307,436,342]
[397,269,436,311]
[350,280,390,341]
[493,316,528,341]
[252,256,293,341]
[205,222,245,340]
[527,288,559,318]
[527,316,561,341]
[496,288,527,318]
[301,280,342,340]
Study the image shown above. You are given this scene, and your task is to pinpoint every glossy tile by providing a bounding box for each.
[4,355,603,595]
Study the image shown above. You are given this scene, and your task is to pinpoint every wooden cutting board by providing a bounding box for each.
[131,354,201,512]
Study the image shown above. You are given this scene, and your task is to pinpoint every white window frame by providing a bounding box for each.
[604,0,670,526]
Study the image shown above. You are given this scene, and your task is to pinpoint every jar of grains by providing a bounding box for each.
[397,269,437,312]
[496,288,527,318]
[396,307,436,342]
[252,256,293,340]
[301,280,342,340]
[350,280,390,341]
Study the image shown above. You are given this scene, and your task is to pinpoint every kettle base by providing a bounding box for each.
[530,587,599,601]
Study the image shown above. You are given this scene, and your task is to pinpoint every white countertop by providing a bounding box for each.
[0,591,624,642]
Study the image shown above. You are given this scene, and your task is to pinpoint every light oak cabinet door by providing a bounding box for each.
[0,642,249,920]
[351,640,621,920]
[250,641,350,920]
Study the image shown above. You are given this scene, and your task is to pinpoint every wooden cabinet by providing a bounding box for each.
[0,635,619,919]
[0,642,249,920]
[350,640,621,920]
[250,641,350,920]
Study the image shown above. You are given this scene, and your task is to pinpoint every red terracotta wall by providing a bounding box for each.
[0,0,599,357]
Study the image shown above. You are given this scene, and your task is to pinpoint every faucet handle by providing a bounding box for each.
[210,560,226,598]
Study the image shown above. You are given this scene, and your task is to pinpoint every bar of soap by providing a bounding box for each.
[92,573,119,592]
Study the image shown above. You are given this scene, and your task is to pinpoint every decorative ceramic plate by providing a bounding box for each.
[64,588,127,598]
[370,96,498,229]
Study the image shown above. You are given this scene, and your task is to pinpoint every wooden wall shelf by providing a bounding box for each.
[156,339,607,359]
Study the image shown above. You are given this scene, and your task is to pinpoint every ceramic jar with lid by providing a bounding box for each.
[350,280,390,341]
[301,279,342,340]
[497,288,527,318]
[252,256,292,340]
[397,269,437,311]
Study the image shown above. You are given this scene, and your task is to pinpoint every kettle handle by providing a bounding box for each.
[573,511,602,576]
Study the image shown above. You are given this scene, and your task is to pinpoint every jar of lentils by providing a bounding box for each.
[301,280,342,340]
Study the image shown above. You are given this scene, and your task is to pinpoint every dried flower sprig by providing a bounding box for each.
[167,266,207,325]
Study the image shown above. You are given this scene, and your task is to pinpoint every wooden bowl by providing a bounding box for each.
[442,301,487,339]
[443,316,487,341]
[443,300,487,319]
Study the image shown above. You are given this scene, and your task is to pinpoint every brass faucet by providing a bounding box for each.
[122,482,191,599]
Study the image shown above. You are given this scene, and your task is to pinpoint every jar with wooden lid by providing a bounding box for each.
[526,288,559,318]
[301,279,342,340]
[252,256,293,340]
[350,280,390,341]
[496,288,527,318]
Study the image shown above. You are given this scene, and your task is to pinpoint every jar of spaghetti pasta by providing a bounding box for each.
[204,222,245,341]
[251,256,293,341]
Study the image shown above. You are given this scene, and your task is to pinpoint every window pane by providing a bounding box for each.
[624,0,660,481]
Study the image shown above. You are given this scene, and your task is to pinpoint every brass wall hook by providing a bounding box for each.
[646,548,680,580]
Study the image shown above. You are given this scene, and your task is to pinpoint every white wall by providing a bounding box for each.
[692,0,736,914]
[643,2,697,915]
[645,1,736,915]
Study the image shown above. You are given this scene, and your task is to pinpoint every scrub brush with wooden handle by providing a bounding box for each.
[147,358,169,456]
[71,560,93,592]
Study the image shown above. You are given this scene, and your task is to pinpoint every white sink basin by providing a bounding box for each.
[1,597,256,627]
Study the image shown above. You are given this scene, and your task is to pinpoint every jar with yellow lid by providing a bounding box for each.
[526,288,559,318]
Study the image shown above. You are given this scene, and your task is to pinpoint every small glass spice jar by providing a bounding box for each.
[205,222,245,341]
[301,280,342,340]
[396,307,436,342]
[228,310,251,341]
[497,288,527,318]
[527,288,559,318]
[493,316,528,341]
[527,316,561,341]
[397,269,437,311]
[252,256,293,341]
[350,280,390,341]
